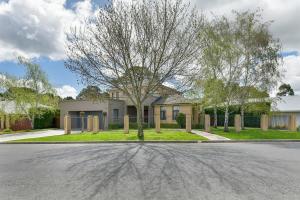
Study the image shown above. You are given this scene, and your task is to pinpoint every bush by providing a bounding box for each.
[161,123,180,129]
[34,109,59,129]
[129,123,149,129]
[108,123,123,129]
[192,124,203,129]
[176,113,186,128]
[3,129,12,133]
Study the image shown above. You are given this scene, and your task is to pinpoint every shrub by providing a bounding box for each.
[3,129,12,133]
[129,123,148,129]
[161,123,180,129]
[108,123,123,129]
[192,124,203,129]
[34,109,59,129]
[176,113,186,128]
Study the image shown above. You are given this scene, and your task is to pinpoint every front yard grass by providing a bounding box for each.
[14,129,207,142]
[211,127,300,140]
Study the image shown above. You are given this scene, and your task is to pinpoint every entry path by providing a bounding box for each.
[192,130,230,141]
[0,130,65,143]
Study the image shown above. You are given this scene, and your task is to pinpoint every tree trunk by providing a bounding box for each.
[31,114,35,129]
[241,106,245,130]
[136,103,144,140]
[213,106,218,128]
[224,106,229,132]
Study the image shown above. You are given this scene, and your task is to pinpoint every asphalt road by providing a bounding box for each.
[1,143,300,200]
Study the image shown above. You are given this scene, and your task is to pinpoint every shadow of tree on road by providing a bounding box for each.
[28,144,296,200]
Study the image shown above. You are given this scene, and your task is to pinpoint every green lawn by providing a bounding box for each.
[211,127,300,140]
[14,129,207,142]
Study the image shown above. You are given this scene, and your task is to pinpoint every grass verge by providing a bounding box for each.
[13,129,207,142]
[211,127,300,140]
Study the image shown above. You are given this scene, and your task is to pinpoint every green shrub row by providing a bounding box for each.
[108,123,123,129]
[160,123,180,129]
[34,109,59,129]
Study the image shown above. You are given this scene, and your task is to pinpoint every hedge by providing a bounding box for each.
[160,123,180,129]
[108,123,123,129]
[34,109,59,129]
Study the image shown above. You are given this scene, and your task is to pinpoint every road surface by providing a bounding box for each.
[1,143,300,200]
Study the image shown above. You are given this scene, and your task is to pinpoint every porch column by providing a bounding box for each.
[64,115,71,134]
[93,116,99,132]
[124,115,129,134]
[204,114,210,132]
[154,106,160,133]
[260,114,269,131]
[234,114,241,133]
[186,114,192,133]
[87,115,93,132]
[5,115,10,129]
[0,115,4,130]
[289,114,297,132]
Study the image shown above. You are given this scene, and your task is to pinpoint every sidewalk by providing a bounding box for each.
[0,130,65,143]
[191,130,230,141]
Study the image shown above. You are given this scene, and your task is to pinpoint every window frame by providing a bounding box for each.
[172,105,180,120]
[160,106,166,120]
[112,109,119,121]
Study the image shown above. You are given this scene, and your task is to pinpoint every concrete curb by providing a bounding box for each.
[2,140,200,144]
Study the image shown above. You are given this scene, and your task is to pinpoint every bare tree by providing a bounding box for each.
[65,0,204,139]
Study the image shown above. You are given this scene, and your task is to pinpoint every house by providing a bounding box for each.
[270,95,300,129]
[59,85,200,130]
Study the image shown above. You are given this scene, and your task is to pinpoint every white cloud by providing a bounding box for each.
[282,55,300,95]
[55,85,78,98]
[189,0,300,53]
[0,0,94,61]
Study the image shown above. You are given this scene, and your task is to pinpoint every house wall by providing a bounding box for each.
[154,104,193,124]
[59,100,109,129]
[108,100,125,126]
[270,112,300,129]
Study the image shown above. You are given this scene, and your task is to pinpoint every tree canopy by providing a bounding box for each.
[76,86,109,101]
[277,83,295,96]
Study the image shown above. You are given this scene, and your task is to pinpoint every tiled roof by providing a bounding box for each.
[152,95,196,105]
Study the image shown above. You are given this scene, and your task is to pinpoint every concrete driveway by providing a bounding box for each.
[0,130,65,143]
[1,143,300,200]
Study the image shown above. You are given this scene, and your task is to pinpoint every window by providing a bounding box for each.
[111,92,114,99]
[160,106,166,120]
[113,109,119,121]
[116,92,119,99]
[173,106,180,120]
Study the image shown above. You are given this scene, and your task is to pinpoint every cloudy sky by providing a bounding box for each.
[0,0,299,98]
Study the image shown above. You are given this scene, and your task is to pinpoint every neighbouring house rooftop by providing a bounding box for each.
[271,96,300,112]
[0,101,50,114]
[152,95,198,105]
[0,101,23,114]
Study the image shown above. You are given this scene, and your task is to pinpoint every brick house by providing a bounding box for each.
[59,85,200,130]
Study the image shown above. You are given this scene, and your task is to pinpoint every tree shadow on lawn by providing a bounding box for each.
[28,144,296,200]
